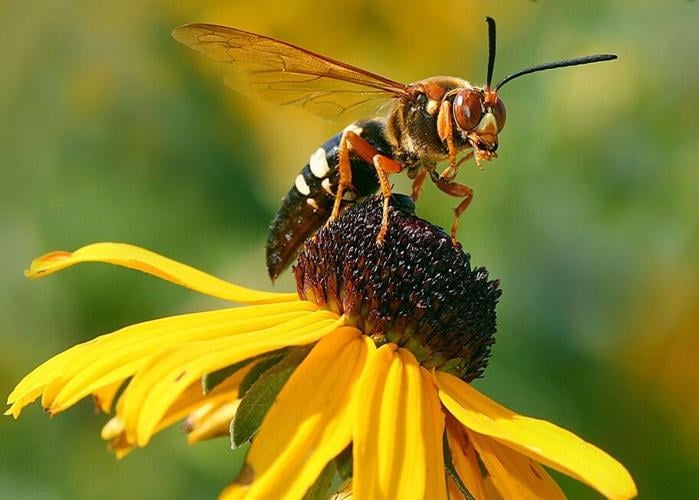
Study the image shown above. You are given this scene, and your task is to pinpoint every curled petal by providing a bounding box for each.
[436,371,637,500]
[468,430,565,499]
[25,243,297,304]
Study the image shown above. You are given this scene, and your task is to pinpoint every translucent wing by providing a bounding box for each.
[172,24,410,120]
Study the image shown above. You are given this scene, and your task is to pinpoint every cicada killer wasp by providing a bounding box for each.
[173,18,616,281]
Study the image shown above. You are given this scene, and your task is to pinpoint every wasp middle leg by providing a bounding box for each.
[430,170,474,244]
[411,168,429,202]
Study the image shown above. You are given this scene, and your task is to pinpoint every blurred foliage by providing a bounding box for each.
[1,1,698,498]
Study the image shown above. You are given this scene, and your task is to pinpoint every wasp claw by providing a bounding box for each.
[376,226,388,246]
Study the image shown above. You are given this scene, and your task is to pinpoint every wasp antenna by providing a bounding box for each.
[485,17,497,90]
[495,53,617,91]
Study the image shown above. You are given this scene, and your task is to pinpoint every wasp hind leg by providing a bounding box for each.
[430,171,474,244]
[329,131,355,222]
[329,130,402,244]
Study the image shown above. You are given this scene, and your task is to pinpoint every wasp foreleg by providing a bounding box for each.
[430,171,474,244]
[437,150,475,184]
[437,100,457,170]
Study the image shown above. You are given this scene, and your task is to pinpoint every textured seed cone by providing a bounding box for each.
[293,195,501,381]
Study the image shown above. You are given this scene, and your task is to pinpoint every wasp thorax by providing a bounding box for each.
[293,195,502,381]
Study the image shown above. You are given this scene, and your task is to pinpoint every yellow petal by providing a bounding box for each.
[48,304,315,412]
[446,477,463,500]
[181,370,248,443]
[419,366,447,500]
[468,430,565,500]
[25,243,297,304]
[447,470,503,500]
[483,476,504,500]
[101,416,135,459]
[436,372,637,500]
[353,346,442,499]
[5,343,90,417]
[186,400,240,444]
[446,417,488,500]
[121,311,344,446]
[92,380,125,414]
[156,368,245,437]
[220,327,371,500]
[7,301,316,417]
[103,365,248,453]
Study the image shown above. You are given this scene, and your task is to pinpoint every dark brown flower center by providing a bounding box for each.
[293,195,501,381]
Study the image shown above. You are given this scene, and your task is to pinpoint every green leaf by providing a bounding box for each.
[303,459,337,500]
[334,445,353,482]
[237,352,287,398]
[202,359,254,394]
[202,348,288,394]
[301,446,353,500]
[230,345,312,448]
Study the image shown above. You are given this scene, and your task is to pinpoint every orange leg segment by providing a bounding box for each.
[411,168,429,201]
[430,171,474,244]
[331,131,355,221]
[373,155,400,244]
[329,130,403,243]
[437,100,457,170]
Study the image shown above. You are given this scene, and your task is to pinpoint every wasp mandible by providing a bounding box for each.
[173,18,616,281]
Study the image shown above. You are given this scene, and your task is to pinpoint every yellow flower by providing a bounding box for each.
[6,197,636,499]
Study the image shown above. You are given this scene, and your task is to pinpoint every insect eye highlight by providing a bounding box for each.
[453,90,482,131]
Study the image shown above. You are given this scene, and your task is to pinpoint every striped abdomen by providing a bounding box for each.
[266,118,392,281]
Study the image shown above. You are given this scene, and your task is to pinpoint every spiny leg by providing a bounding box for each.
[373,154,402,243]
[328,130,403,243]
[430,171,474,243]
[330,131,355,221]
[440,150,474,180]
[436,147,476,188]
[330,130,401,223]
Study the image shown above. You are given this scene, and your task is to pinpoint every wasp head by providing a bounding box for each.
[457,17,616,164]
[451,87,506,161]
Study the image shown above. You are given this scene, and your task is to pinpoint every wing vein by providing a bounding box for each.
[173,23,410,120]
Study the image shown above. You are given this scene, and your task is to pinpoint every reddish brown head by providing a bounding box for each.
[456,17,616,158]
[451,87,506,154]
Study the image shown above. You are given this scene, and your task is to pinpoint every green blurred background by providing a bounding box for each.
[2,1,697,498]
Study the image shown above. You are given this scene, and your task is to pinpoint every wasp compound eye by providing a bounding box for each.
[293,195,502,381]
[452,89,483,131]
[492,95,506,131]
